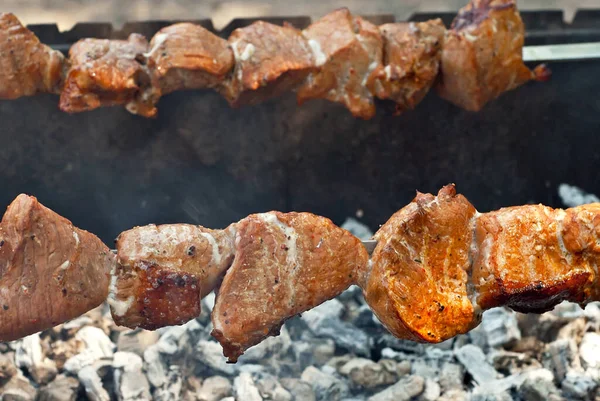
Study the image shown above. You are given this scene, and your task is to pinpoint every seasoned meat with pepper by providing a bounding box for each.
[436,0,549,111]
[297,8,383,119]
[146,23,234,94]
[369,20,445,114]
[0,195,113,342]
[0,13,65,99]
[59,34,159,117]
[110,224,235,329]
[218,21,315,106]
[363,185,480,344]
[212,211,369,362]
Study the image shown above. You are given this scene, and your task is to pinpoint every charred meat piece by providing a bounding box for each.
[363,185,480,343]
[146,23,234,94]
[436,0,549,111]
[212,212,369,362]
[0,195,113,342]
[59,34,159,117]
[369,20,445,114]
[297,8,383,119]
[0,13,65,99]
[218,21,315,106]
[110,224,235,329]
[472,205,598,313]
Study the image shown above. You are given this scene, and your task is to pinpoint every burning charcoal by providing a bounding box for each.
[233,372,262,401]
[301,366,350,401]
[63,327,115,374]
[418,379,441,401]
[280,378,316,401]
[481,308,521,348]
[455,344,500,385]
[438,389,470,401]
[254,372,292,401]
[37,375,80,401]
[579,332,600,369]
[196,376,232,401]
[302,300,371,356]
[116,329,159,356]
[396,360,412,377]
[14,333,58,385]
[238,326,291,363]
[541,338,581,381]
[561,370,598,399]
[143,345,168,388]
[292,339,336,368]
[438,362,464,392]
[77,365,110,401]
[517,368,558,401]
[470,389,512,401]
[195,340,238,376]
[0,373,37,400]
[0,352,18,382]
[339,357,397,389]
[367,375,425,401]
[341,218,373,240]
[153,366,183,401]
[113,351,151,401]
[351,304,377,330]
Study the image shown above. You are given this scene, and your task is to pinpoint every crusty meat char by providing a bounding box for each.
[212,211,369,362]
[0,195,113,342]
[0,13,65,99]
[110,224,235,329]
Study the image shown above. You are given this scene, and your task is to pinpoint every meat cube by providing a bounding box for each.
[369,20,445,114]
[0,195,113,342]
[363,185,480,344]
[146,23,234,94]
[218,21,315,106]
[212,212,369,362]
[110,224,235,329]
[436,0,549,111]
[0,13,65,99]
[472,205,597,313]
[59,34,159,117]
[297,8,383,119]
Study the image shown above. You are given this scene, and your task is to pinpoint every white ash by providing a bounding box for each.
[558,183,600,207]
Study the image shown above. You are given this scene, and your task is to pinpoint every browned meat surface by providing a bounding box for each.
[218,21,315,106]
[363,185,480,344]
[110,224,235,329]
[369,20,445,114]
[0,13,65,99]
[146,23,234,94]
[212,212,369,362]
[436,0,548,111]
[297,8,383,119]
[0,195,113,342]
[472,205,598,313]
[59,34,159,117]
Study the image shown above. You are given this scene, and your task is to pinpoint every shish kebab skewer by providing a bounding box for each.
[2,185,600,363]
[1,0,553,119]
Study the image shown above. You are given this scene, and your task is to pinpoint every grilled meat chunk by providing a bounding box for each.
[436,0,549,111]
[146,23,234,94]
[59,34,159,117]
[0,13,65,99]
[472,204,598,313]
[218,21,315,106]
[110,224,235,329]
[369,20,445,114]
[0,195,113,342]
[297,8,383,119]
[212,212,369,362]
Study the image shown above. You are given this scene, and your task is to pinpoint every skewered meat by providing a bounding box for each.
[0,195,113,342]
[0,0,549,119]
[218,21,315,106]
[436,0,549,111]
[0,13,65,99]
[364,185,480,343]
[6,186,600,360]
[297,8,383,119]
[369,20,445,114]
[211,212,369,362]
[59,34,159,117]
[110,224,235,329]
[145,23,234,95]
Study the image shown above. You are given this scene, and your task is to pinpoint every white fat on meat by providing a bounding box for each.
[200,232,222,265]
[107,264,134,317]
[143,33,169,58]
[240,43,255,61]
[306,38,327,67]
[257,213,299,268]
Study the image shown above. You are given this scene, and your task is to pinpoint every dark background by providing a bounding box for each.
[1,10,599,244]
